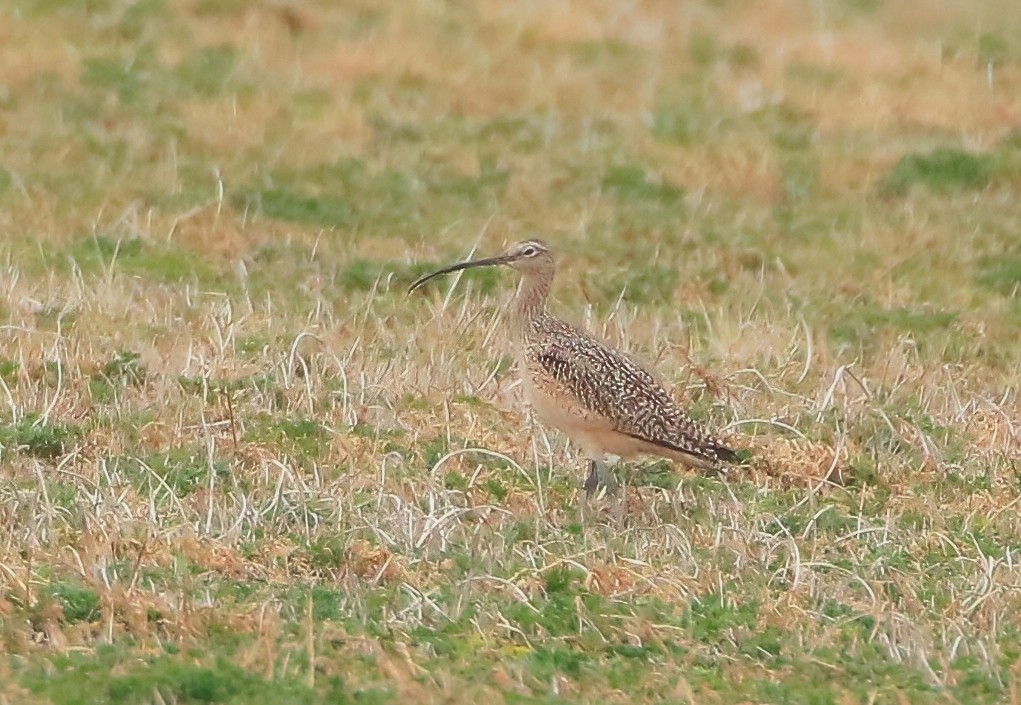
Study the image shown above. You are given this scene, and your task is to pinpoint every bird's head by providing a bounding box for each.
[408,239,555,293]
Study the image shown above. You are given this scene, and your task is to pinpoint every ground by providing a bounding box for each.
[2,0,1021,703]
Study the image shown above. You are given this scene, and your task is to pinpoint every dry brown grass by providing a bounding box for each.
[2,0,1021,703]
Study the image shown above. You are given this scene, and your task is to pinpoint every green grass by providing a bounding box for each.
[121,447,229,497]
[22,648,336,705]
[881,148,994,195]
[237,156,507,232]
[49,583,102,624]
[62,235,224,284]
[975,254,1021,296]
[244,416,332,461]
[3,1,1021,703]
[0,416,80,458]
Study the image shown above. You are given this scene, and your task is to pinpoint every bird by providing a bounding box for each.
[408,239,739,495]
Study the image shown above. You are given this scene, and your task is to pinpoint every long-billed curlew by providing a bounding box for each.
[408,239,739,494]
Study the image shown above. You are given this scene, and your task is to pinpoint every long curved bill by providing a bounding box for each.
[407,255,510,294]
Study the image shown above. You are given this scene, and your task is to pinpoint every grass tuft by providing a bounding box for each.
[50,583,102,624]
[0,416,79,458]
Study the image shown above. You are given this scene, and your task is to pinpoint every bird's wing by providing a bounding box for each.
[531,325,735,464]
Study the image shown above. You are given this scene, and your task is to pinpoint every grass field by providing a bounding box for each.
[2,0,1021,702]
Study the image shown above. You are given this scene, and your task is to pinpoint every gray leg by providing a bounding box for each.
[584,460,600,496]
[584,459,620,498]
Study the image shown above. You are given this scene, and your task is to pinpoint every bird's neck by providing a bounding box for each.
[510,272,550,335]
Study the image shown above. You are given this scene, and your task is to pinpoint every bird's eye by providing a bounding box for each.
[521,246,537,257]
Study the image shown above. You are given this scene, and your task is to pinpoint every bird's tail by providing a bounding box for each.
[712,443,740,464]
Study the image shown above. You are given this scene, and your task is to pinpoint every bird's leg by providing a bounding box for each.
[584,460,600,496]
[584,459,619,498]
[602,462,621,496]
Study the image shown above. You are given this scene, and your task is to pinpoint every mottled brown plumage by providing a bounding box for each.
[409,239,737,493]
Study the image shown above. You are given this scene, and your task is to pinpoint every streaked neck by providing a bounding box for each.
[510,271,550,336]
